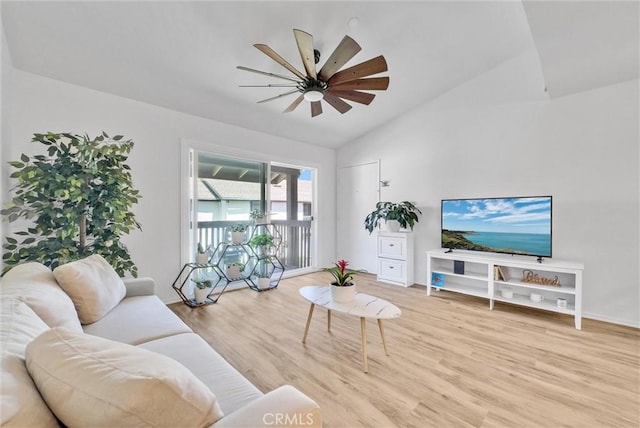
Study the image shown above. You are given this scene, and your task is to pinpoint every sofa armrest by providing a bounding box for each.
[211,385,321,428]
[122,277,156,297]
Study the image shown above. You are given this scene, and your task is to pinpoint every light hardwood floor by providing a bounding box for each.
[169,272,640,428]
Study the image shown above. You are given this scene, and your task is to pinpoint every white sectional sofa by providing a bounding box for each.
[1,258,321,427]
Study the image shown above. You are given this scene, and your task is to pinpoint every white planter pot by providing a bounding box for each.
[382,220,401,232]
[256,245,273,257]
[254,216,268,225]
[330,283,356,303]
[196,253,209,264]
[231,231,245,245]
[226,265,242,280]
[194,287,211,304]
[258,277,271,290]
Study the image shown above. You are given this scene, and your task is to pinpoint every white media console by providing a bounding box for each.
[427,249,584,329]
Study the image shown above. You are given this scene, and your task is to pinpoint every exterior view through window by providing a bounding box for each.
[195,153,313,272]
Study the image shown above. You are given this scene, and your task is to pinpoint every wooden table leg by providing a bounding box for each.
[302,303,315,343]
[378,319,389,356]
[360,317,368,373]
[327,309,331,332]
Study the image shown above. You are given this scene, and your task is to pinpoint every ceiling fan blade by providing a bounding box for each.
[329,77,389,92]
[326,90,375,105]
[236,66,302,83]
[254,44,306,80]
[283,94,304,113]
[323,94,352,114]
[293,29,317,79]
[311,101,323,117]
[240,84,298,88]
[256,89,300,104]
[317,36,361,81]
[328,55,388,86]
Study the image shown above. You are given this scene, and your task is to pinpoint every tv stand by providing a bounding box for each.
[536,256,544,263]
[427,249,584,329]
[445,248,454,253]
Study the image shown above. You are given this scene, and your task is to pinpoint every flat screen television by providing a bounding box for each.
[441,196,552,259]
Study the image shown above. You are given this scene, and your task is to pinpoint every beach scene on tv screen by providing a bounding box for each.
[442,197,551,256]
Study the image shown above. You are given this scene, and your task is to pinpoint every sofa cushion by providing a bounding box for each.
[210,386,322,428]
[0,299,59,427]
[26,328,224,427]
[139,333,262,415]
[1,262,82,333]
[53,254,126,324]
[82,295,192,345]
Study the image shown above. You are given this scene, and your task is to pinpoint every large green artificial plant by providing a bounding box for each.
[1,132,142,276]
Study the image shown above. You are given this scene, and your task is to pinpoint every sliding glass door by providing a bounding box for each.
[270,163,314,271]
[190,150,314,274]
[194,153,266,250]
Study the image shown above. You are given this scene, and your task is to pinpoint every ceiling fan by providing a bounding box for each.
[237,29,389,118]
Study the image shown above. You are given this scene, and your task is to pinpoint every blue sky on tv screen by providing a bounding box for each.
[442,197,551,235]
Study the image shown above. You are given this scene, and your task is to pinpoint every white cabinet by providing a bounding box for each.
[426,249,584,329]
[377,233,414,287]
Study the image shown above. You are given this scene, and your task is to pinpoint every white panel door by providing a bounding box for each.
[337,161,379,274]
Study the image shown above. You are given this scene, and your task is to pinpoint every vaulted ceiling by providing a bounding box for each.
[2,1,638,148]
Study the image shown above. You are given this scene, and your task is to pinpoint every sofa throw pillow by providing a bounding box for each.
[0,262,82,333]
[53,254,126,324]
[0,299,59,427]
[26,328,224,428]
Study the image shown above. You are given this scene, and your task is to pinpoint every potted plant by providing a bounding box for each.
[256,272,272,290]
[230,224,247,245]
[255,257,273,289]
[364,201,422,234]
[1,132,141,276]
[324,259,358,303]
[226,262,245,280]
[196,242,209,264]
[249,233,274,257]
[249,209,268,225]
[191,278,213,304]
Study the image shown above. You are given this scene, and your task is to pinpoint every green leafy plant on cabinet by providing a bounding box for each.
[1,132,142,276]
[364,201,422,234]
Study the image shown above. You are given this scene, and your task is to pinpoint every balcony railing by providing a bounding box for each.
[196,220,312,270]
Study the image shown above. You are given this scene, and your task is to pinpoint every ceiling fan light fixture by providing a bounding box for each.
[303,89,324,102]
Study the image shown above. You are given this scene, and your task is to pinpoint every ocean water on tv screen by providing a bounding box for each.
[464,231,550,256]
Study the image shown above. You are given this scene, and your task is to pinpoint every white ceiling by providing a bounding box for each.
[2,1,638,148]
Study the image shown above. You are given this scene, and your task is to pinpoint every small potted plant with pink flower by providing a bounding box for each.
[325,259,358,303]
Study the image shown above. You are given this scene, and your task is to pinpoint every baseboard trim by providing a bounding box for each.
[582,311,640,329]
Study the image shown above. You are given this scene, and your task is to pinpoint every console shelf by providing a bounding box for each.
[495,279,577,295]
[427,249,584,329]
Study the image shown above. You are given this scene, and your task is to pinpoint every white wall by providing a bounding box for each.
[338,66,639,327]
[5,70,336,303]
[0,15,12,272]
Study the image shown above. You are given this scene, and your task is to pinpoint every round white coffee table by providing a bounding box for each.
[299,285,401,373]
